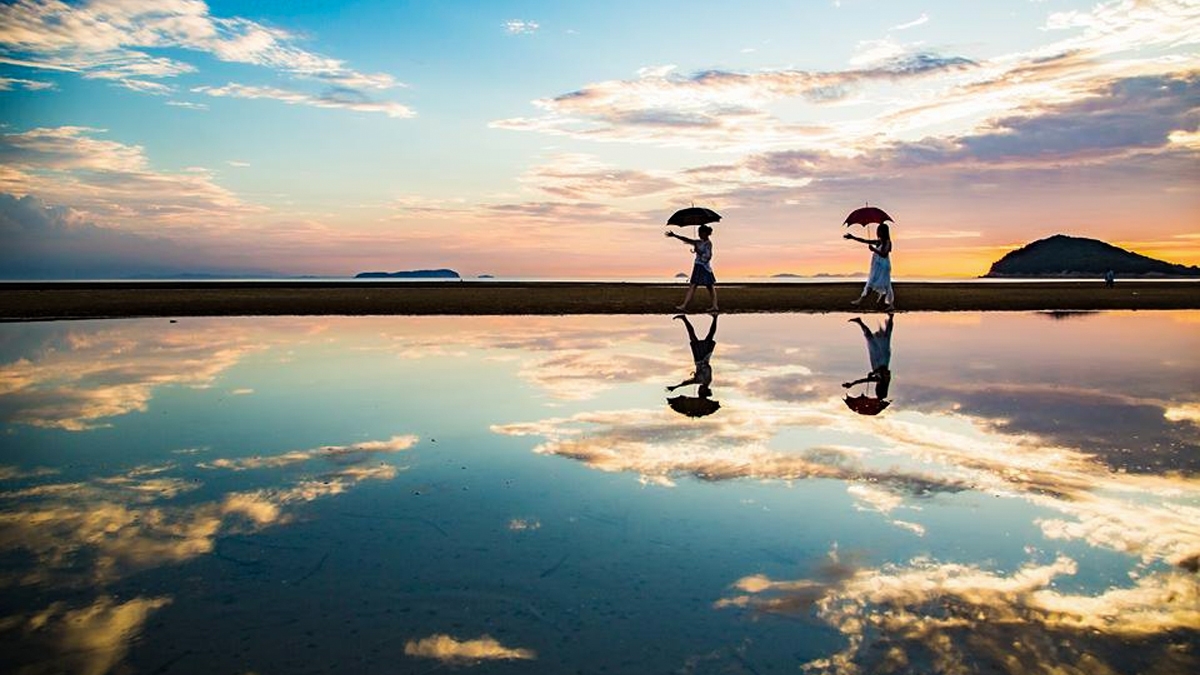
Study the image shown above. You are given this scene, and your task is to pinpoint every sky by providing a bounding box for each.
[0,0,1198,279]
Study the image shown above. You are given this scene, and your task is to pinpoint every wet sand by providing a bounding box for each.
[2,280,1198,320]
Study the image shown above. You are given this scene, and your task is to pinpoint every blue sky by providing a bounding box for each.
[1,0,1198,278]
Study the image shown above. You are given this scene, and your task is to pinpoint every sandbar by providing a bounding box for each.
[1,280,1198,321]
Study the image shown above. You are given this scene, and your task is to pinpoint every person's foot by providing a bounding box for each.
[707,306,719,313]
[675,305,687,311]
[883,304,895,312]
[850,297,863,305]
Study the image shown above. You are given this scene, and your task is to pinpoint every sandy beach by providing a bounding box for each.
[2,280,1198,320]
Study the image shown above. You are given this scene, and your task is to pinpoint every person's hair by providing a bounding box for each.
[698,224,713,238]
[877,223,891,241]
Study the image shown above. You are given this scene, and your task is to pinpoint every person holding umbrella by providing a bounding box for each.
[665,224,719,312]
[842,314,894,415]
[666,313,720,417]
[844,221,894,310]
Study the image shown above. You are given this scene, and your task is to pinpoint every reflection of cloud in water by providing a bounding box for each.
[903,382,1200,474]
[197,434,417,470]
[404,634,537,664]
[0,321,275,430]
[519,351,671,400]
[0,437,409,588]
[496,397,1200,569]
[493,404,970,496]
[3,595,172,675]
[717,553,1199,675]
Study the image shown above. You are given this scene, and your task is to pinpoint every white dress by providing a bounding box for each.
[862,239,893,304]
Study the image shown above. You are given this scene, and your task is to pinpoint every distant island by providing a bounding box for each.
[355,269,461,279]
[985,235,1200,278]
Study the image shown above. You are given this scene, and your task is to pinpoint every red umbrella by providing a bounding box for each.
[843,206,893,227]
[667,206,722,227]
[844,394,890,416]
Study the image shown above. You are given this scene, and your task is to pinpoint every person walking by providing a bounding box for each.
[845,222,894,310]
[666,224,719,312]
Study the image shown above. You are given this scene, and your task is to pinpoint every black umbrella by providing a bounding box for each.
[667,206,722,227]
[667,395,721,417]
[843,206,893,227]
[843,394,890,416]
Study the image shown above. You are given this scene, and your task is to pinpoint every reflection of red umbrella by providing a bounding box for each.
[843,206,893,227]
[668,395,721,417]
[844,394,890,416]
[667,206,722,227]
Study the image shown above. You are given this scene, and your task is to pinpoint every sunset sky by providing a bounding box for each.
[1,0,1198,279]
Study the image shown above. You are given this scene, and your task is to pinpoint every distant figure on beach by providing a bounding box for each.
[666,313,720,417]
[844,222,894,310]
[666,225,719,312]
[842,314,893,415]
[1105,269,1115,287]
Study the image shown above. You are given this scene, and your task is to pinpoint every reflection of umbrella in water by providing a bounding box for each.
[667,206,722,227]
[667,395,721,417]
[843,205,894,227]
[844,394,890,416]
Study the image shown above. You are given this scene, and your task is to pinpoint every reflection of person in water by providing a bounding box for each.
[666,313,720,417]
[842,313,893,415]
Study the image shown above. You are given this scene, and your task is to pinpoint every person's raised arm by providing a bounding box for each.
[666,231,699,245]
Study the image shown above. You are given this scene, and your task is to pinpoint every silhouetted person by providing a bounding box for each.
[1105,269,1115,287]
[845,222,894,310]
[666,313,720,417]
[666,224,719,312]
[842,314,893,415]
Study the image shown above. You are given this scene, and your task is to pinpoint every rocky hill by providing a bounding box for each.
[985,235,1199,277]
[355,268,460,279]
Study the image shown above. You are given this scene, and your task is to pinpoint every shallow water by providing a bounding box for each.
[1,312,1197,674]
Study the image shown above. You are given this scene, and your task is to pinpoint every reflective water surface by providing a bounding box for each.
[1,312,1197,674]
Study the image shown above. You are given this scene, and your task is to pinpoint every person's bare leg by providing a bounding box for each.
[677,285,697,311]
[706,285,719,312]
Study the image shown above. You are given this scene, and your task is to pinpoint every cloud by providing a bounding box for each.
[193,82,416,118]
[490,55,977,151]
[0,317,276,427]
[0,75,54,90]
[0,126,258,230]
[197,435,419,470]
[0,193,262,279]
[503,20,540,35]
[890,13,929,32]
[165,99,207,110]
[404,634,536,663]
[4,595,172,675]
[718,553,1200,675]
[493,1,1197,156]
[0,0,408,112]
[0,434,410,587]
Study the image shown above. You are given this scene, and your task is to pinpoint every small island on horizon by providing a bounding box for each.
[355,268,461,279]
[984,235,1200,278]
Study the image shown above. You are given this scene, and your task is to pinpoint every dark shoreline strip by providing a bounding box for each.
[1,281,1198,320]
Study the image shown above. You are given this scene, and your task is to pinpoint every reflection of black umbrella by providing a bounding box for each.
[667,395,721,417]
[668,206,722,227]
[844,394,890,416]
[843,206,893,227]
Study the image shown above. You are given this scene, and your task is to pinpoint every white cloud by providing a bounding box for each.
[0,126,258,230]
[0,75,55,90]
[890,13,930,32]
[165,99,207,110]
[405,634,536,663]
[194,82,416,118]
[0,0,408,111]
[504,20,540,35]
[493,1,1200,156]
